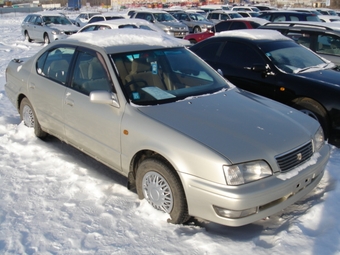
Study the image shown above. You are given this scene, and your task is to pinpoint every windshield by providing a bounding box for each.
[189,13,210,22]
[43,15,72,25]
[111,48,229,105]
[261,41,328,73]
[154,13,177,22]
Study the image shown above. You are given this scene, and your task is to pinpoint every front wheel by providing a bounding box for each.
[19,98,47,138]
[293,98,329,139]
[44,33,50,44]
[193,26,201,33]
[136,157,189,224]
[25,31,32,42]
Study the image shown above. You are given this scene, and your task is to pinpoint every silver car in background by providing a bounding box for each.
[5,29,330,227]
[21,12,79,44]
[131,10,189,38]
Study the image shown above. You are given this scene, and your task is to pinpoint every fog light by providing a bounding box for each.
[213,205,258,219]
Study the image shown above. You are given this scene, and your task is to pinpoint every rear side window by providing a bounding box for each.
[307,15,320,21]
[36,47,76,84]
[192,41,221,61]
[289,15,300,21]
[219,41,265,67]
[229,22,247,30]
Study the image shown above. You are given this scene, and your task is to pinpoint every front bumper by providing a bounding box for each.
[165,31,189,39]
[180,143,330,227]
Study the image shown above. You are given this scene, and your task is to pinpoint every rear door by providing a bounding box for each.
[28,46,76,138]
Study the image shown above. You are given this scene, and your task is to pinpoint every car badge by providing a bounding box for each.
[297,153,303,161]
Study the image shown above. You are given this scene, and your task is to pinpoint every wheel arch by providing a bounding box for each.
[127,149,183,196]
[17,94,27,112]
[291,96,331,137]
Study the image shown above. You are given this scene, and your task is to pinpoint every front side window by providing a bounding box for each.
[262,40,327,73]
[111,48,228,105]
[36,47,75,84]
[317,35,340,55]
[71,50,112,95]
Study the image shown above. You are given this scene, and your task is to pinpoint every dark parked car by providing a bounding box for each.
[190,29,340,146]
[184,17,268,44]
[258,11,321,22]
[259,21,340,66]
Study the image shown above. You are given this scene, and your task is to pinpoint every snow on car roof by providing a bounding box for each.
[216,29,291,41]
[68,28,184,50]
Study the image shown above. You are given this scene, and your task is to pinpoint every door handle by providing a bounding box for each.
[65,92,74,106]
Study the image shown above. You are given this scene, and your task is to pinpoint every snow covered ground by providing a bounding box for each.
[0,13,340,255]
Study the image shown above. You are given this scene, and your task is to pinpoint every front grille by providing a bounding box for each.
[65,31,77,35]
[275,141,313,172]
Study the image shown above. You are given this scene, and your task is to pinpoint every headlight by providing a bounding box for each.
[313,126,325,152]
[223,161,272,186]
[51,29,60,35]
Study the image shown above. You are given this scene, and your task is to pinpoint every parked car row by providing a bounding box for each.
[5,28,331,229]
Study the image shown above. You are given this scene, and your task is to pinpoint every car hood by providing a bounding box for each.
[48,24,79,31]
[159,21,187,28]
[137,88,316,164]
[296,68,340,86]
[194,21,214,26]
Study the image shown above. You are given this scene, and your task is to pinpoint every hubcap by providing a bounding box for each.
[142,171,173,213]
[23,105,34,128]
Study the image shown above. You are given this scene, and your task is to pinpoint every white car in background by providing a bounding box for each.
[77,19,191,46]
[74,12,100,27]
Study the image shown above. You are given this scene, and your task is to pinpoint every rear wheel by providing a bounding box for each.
[44,33,50,44]
[293,98,329,139]
[136,157,189,224]
[25,31,32,42]
[19,98,47,138]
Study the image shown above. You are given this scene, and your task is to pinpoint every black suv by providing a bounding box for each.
[258,11,321,22]
[190,29,340,146]
[259,22,340,67]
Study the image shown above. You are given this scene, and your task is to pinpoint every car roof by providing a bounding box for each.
[215,29,292,42]
[259,10,316,14]
[232,17,270,25]
[79,18,164,33]
[209,10,240,14]
[91,12,124,17]
[260,21,340,32]
[66,28,185,53]
[134,9,168,14]
[35,12,65,17]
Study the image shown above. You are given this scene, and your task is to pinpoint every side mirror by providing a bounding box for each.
[251,64,269,72]
[90,91,119,108]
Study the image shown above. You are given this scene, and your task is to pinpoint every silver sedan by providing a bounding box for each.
[5,29,330,227]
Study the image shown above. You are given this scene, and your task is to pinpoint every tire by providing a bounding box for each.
[25,31,32,42]
[193,26,201,33]
[19,98,47,138]
[44,33,50,44]
[293,98,329,139]
[189,39,197,44]
[136,157,189,224]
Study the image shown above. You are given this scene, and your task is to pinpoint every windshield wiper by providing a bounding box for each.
[294,63,333,74]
